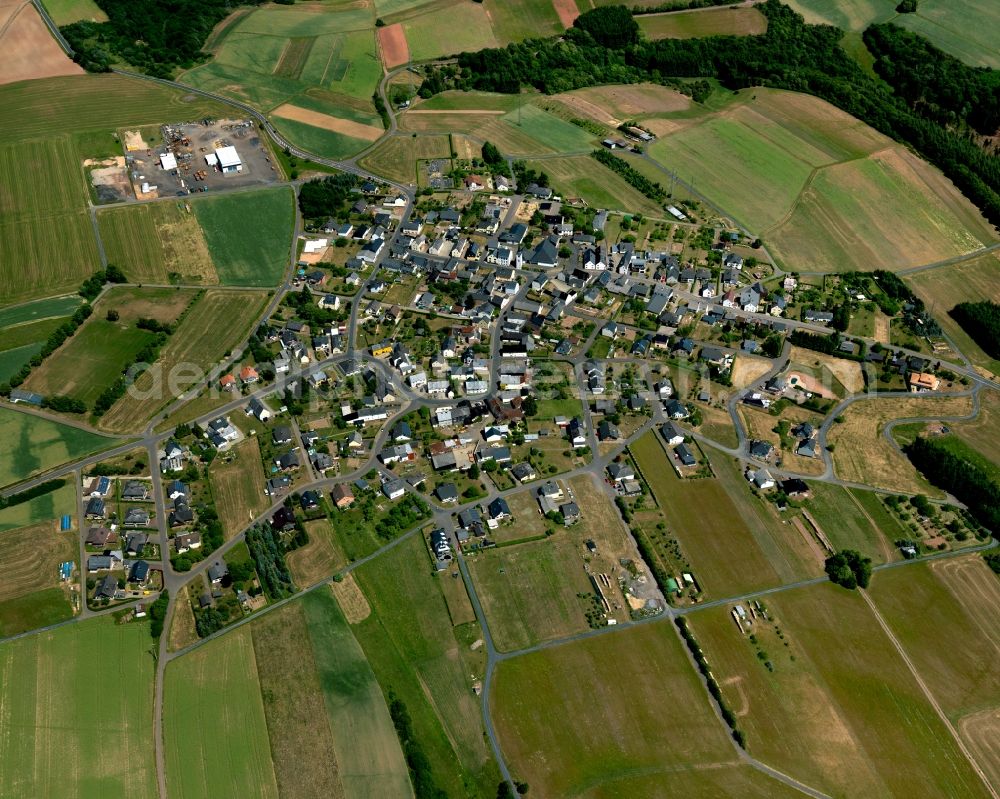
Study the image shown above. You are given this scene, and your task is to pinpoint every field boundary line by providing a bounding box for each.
[860,588,1000,799]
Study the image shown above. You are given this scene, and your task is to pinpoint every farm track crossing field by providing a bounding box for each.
[630,431,783,596]
[353,534,499,797]
[492,620,804,798]
[0,296,84,328]
[358,134,452,184]
[870,557,1000,721]
[803,482,897,563]
[192,187,294,286]
[688,582,993,798]
[827,394,974,494]
[894,0,1000,68]
[209,437,268,539]
[638,6,767,39]
[164,627,279,799]
[468,536,594,652]
[98,289,269,432]
[906,254,1000,376]
[524,155,664,217]
[97,202,218,285]
[0,411,114,489]
[0,616,156,798]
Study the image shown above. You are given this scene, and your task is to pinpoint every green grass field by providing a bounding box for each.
[164,627,280,798]
[0,344,45,384]
[630,432,786,596]
[0,616,156,798]
[492,619,804,797]
[483,0,564,43]
[41,0,107,24]
[0,411,114,489]
[192,187,293,286]
[468,537,594,651]
[688,581,993,798]
[24,319,158,407]
[0,520,77,637]
[353,534,499,797]
[0,482,78,532]
[894,0,1000,68]
[403,2,499,60]
[637,6,767,39]
[97,201,219,285]
[0,587,75,639]
[524,155,664,217]
[781,0,896,30]
[0,296,84,328]
[499,104,596,153]
[804,483,899,564]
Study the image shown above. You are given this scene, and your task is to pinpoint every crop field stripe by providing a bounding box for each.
[272,36,316,80]
[164,627,279,798]
[0,617,156,797]
[300,589,412,797]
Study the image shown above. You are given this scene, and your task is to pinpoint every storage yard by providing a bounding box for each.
[121,118,280,201]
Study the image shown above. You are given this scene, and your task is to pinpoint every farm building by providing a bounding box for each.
[215,145,242,174]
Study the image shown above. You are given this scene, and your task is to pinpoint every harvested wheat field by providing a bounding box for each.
[731,354,774,389]
[377,22,409,68]
[0,521,75,603]
[554,83,691,126]
[0,1,82,86]
[287,518,348,588]
[790,346,865,393]
[330,575,370,624]
[272,104,383,141]
[828,395,974,494]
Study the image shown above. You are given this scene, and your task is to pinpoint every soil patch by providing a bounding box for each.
[378,22,409,69]
[551,0,579,28]
[0,2,83,85]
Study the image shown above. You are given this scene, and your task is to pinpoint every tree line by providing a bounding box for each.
[949,301,1000,359]
[905,435,1000,533]
[419,1,1000,229]
[591,148,667,201]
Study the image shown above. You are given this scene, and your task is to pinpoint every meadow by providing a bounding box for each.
[688,581,993,798]
[492,620,803,797]
[905,254,1000,376]
[803,482,899,563]
[23,286,197,408]
[637,6,767,39]
[630,431,788,596]
[483,0,564,44]
[0,617,156,798]
[893,0,1000,68]
[352,534,499,797]
[524,155,664,217]
[781,0,896,31]
[41,0,107,25]
[827,394,974,494]
[98,289,269,432]
[357,133,452,184]
[0,522,76,637]
[402,1,498,60]
[164,627,279,798]
[0,412,114,489]
[97,201,218,285]
[180,6,384,158]
[467,536,594,652]
[646,88,996,272]
[209,437,268,539]
[192,187,294,286]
